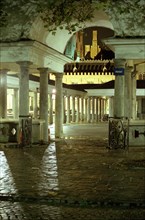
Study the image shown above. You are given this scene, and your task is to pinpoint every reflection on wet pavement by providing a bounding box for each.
[0,123,145,219]
[38,142,59,194]
[0,151,17,194]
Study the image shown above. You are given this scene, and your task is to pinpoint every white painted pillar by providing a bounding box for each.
[54,73,63,138]
[99,98,102,121]
[0,69,9,118]
[101,98,105,120]
[13,88,19,119]
[124,66,132,118]
[76,96,80,123]
[84,98,87,122]
[71,96,75,123]
[66,96,71,123]
[109,97,114,117]
[114,59,126,118]
[91,97,95,123]
[33,88,38,119]
[104,98,108,115]
[49,94,53,124]
[37,68,49,142]
[95,97,98,122]
[80,97,84,122]
[87,97,91,123]
[131,72,137,119]
[17,61,32,117]
[137,97,142,119]
[63,96,66,124]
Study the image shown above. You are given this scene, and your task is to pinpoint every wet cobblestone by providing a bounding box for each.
[0,201,145,220]
[0,124,145,219]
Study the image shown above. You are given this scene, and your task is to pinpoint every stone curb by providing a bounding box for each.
[0,194,145,209]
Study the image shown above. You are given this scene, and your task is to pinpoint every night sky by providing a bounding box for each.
[83,26,114,48]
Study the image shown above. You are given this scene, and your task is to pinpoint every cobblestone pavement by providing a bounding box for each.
[0,123,145,219]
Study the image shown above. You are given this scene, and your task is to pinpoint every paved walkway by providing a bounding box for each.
[0,123,145,219]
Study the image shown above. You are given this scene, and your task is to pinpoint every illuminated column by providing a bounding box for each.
[54,73,63,138]
[13,88,19,119]
[114,59,126,118]
[109,97,114,117]
[84,98,87,122]
[37,68,49,142]
[99,98,102,121]
[124,65,132,118]
[131,71,137,119]
[33,88,39,119]
[87,97,91,123]
[137,97,142,119]
[91,30,98,59]
[95,97,98,122]
[80,97,84,122]
[66,96,71,123]
[72,96,75,122]
[91,97,95,123]
[49,94,53,124]
[17,61,32,117]
[76,96,80,123]
[0,69,9,118]
[101,98,105,118]
[104,98,107,115]
[63,96,66,123]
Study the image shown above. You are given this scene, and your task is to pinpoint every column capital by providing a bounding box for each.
[54,72,64,78]
[37,67,49,74]
[125,65,134,72]
[0,69,10,74]
[114,59,126,68]
[17,61,33,67]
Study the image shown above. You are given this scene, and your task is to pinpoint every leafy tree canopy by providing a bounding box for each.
[0,0,145,35]
[0,0,108,32]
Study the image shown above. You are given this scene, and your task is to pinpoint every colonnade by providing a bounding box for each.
[63,96,107,124]
[0,58,145,141]
[28,93,107,124]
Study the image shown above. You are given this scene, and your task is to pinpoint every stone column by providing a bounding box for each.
[54,73,63,138]
[104,98,107,115]
[49,94,53,124]
[76,96,80,123]
[131,71,137,119]
[137,97,142,119]
[109,97,114,117]
[0,69,9,118]
[63,96,66,123]
[13,88,19,119]
[95,97,98,122]
[114,59,126,118]
[37,68,49,142]
[80,97,84,122]
[91,97,95,123]
[87,97,91,123]
[71,96,75,123]
[84,98,87,122]
[66,96,71,123]
[33,88,39,119]
[99,98,102,121]
[124,65,132,118]
[17,61,32,117]
[101,98,105,118]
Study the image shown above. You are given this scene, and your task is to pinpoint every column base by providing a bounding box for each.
[108,117,129,149]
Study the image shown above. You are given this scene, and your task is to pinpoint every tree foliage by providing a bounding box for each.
[0,0,145,35]
[0,0,106,32]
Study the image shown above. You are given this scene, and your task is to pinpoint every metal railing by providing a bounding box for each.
[108,117,129,149]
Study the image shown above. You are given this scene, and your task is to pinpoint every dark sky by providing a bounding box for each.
[83,26,114,48]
